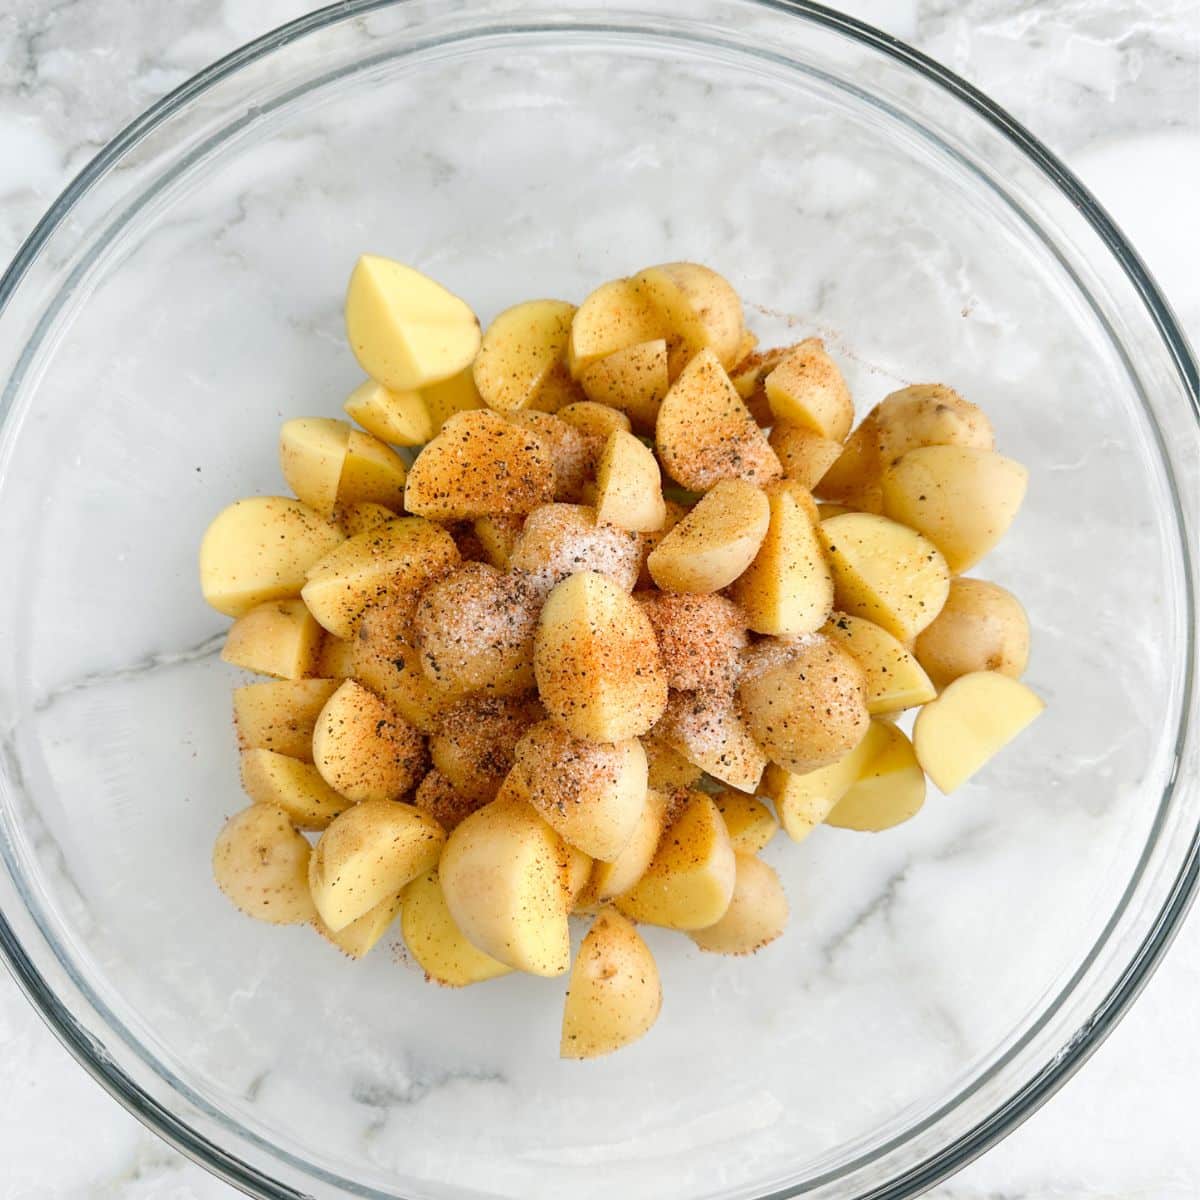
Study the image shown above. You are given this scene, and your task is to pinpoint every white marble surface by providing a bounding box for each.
[0,1,1197,1198]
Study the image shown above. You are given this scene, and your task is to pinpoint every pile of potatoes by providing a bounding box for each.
[200,256,1043,1059]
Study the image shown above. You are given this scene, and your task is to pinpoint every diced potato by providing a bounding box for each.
[657,689,768,793]
[713,790,778,854]
[656,349,781,491]
[730,344,790,426]
[200,496,344,617]
[473,513,526,569]
[819,512,950,641]
[401,869,512,986]
[412,769,484,831]
[690,853,787,955]
[880,445,1028,574]
[636,498,688,589]
[430,694,542,802]
[336,429,410,511]
[823,613,936,714]
[279,418,350,515]
[316,634,356,679]
[221,597,323,680]
[561,908,662,1059]
[556,401,634,468]
[738,638,870,774]
[438,794,575,976]
[568,277,667,376]
[764,339,853,441]
[647,478,770,593]
[421,365,485,433]
[535,572,667,741]
[575,790,668,908]
[509,503,642,592]
[615,791,736,930]
[504,411,590,502]
[316,892,403,959]
[636,591,747,693]
[768,423,843,489]
[301,517,459,639]
[240,747,352,829]
[642,736,703,791]
[212,804,316,925]
[508,719,648,861]
[578,339,669,430]
[335,500,398,537]
[913,670,1044,793]
[309,798,445,930]
[343,379,434,447]
[631,261,745,376]
[404,409,555,519]
[312,680,427,803]
[594,430,667,532]
[474,299,577,413]
[344,255,480,390]
[826,722,926,831]
[233,678,339,760]
[732,480,833,636]
[913,577,1030,689]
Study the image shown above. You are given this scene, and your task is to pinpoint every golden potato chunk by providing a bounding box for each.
[240,748,352,830]
[502,410,591,503]
[412,769,485,832]
[510,503,642,592]
[632,261,745,376]
[474,299,577,413]
[657,689,768,793]
[826,721,926,831]
[730,344,790,425]
[430,694,543,802]
[764,338,853,442]
[421,365,485,433]
[635,591,747,693]
[343,379,434,447]
[556,400,633,460]
[768,423,844,489]
[568,277,667,376]
[575,790,668,909]
[315,634,355,679]
[213,804,316,925]
[279,418,350,515]
[578,339,669,430]
[594,430,667,533]
[690,853,787,955]
[823,612,936,714]
[642,736,703,791]
[713,790,778,854]
[335,500,398,537]
[221,597,323,680]
[336,429,409,512]
[636,498,688,589]
[233,677,339,761]
[401,869,512,986]
[473,512,526,569]
[913,577,1030,690]
[316,892,404,959]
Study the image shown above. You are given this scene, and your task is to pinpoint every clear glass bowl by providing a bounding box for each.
[0,2,1196,1197]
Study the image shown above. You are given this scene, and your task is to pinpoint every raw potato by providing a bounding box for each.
[535,572,667,741]
[438,794,575,976]
[404,409,555,519]
[764,339,853,442]
[279,418,350,514]
[657,690,768,793]
[312,680,427,803]
[713,790,779,854]
[345,255,480,391]
[738,638,870,774]
[690,853,787,955]
[240,748,352,829]
[656,349,782,491]
[913,670,1044,793]
[509,503,642,592]
[826,722,925,831]
[336,501,398,537]
[344,379,434,447]
[616,790,736,930]
[578,339,669,430]
[430,694,542,802]
[212,804,316,925]
[881,445,1028,574]
[563,842,595,908]
[505,411,590,502]
[635,592,747,694]
[769,423,844,489]
[642,736,703,791]
[200,496,344,617]
[556,401,633,466]
[221,597,323,679]
[474,513,526,569]
[561,908,662,1059]
[817,502,855,520]
[309,798,445,931]
[413,769,485,832]
[820,513,950,641]
[421,365,485,433]
[316,892,404,959]
[336,429,410,512]
[316,634,356,679]
[823,613,937,714]
[401,869,513,986]
[730,344,789,425]
[632,261,745,376]
[732,480,833,635]
[233,678,339,760]
[636,498,688,589]
[594,430,667,532]
[474,299,577,412]
[568,278,667,376]
[913,577,1030,689]
[575,791,668,908]
[647,479,770,593]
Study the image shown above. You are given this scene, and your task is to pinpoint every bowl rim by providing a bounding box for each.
[0,1,1197,1197]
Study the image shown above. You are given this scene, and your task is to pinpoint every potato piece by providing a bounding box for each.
[731,328,759,366]
[316,634,355,679]
[473,513,526,569]
[817,502,855,520]
[421,365,485,433]
[657,690,768,793]
[412,769,484,831]
[316,891,404,959]
[635,591,747,693]
[404,409,555,519]
[279,418,350,515]
[413,563,541,696]
[200,496,344,618]
[913,671,1044,793]
[233,678,339,761]
[615,791,736,930]
[632,261,745,376]
[656,349,782,491]
[764,338,853,442]
[312,680,427,803]
[240,748,352,829]
[510,503,642,593]
[474,299,577,413]
[823,613,937,714]
[578,339,669,430]
[561,908,662,1059]
[642,736,702,791]
[535,572,667,741]
[212,804,316,925]
[336,429,409,512]
[768,423,843,489]
[713,790,778,854]
[738,637,870,774]
[221,597,323,680]
[401,869,512,986]
[826,721,926,831]
[730,344,789,426]
[335,501,398,537]
[881,445,1028,574]
[344,255,480,391]
[568,278,667,376]
[556,401,634,469]
[563,842,594,909]
[594,430,667,532]
[439,794,574,975]
[575,790,668,908]
[302,517,459,639]
[913,578,1030,689]
[647,479,770,593]
[690,853,787,955]
[504,411,591,502]
[636,498,687,589]
[343,379,434,447]
[819,513,950,641]
[309,798,445,931]
[732,480,833,636]
[430,694,542,802]
[508,720,648,861]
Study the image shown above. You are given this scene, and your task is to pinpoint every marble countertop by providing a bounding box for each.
[0,1,1197,1197]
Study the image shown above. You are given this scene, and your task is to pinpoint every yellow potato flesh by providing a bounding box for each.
[401,869,513,986]
[232,677,339,761]
[576,790,668,908]
[474,299,576,412]
[353,616,462,736]
[473,513,525,569]
[240,748,352,830]
[768,423,844,490]
[315,634,355,679]
[316,892,403,959]
[344,379,434,447]
[690,853,788,955]
[594,429,667,533]
[336,429,409,512]
[826,722,926,831]
[568,277,667,376]
[713,790,779,854]
[642,736,702,792]
[221,597,323,680]
[632,261,744,376]
[212,804,316,925]
[420,365,485,433]
[913,577,1030,690]
[822,613,936,714]
[578,339,669,430]
[279,418,351,515]
[764,339,853,441]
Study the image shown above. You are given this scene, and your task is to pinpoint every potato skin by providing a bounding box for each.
[212,804,316,925]
[913,577,1030,689]
[233,678,339,761]
[401,869,512,987]
[689,853,788,955]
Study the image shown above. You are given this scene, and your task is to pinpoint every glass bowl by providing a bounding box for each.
[0,2,1196,1197]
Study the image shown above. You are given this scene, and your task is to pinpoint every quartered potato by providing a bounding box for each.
[763,338,854,442]
[657,689,768,794]
[510,503,642,593]
[578,339,669,430]
[632,261,745,376]
[240,747,352,830]
[594,429,667,533]
[913,577,1030,689]
[769,423,844,490]
[504,411,591,502]
[401,869,513,986]
[568,277,668,376]
[575,790,668,909]
[635,591,747,694]
[823,612,936,714]
[233,677,339,761]
[421,364,486,433]
[316,891,405,959]
[337,429,410,511]
[213,804,316,925]
[430,694,543,803]
[713,790,779,854]
[335,500,398,537]
[344,379,435,447]
[280,418,351,515]
[826,721,926,831]
[221,597,323,680]
[474,299,578,413]
[690,853,787,955]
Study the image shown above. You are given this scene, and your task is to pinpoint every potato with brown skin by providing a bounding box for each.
[401,869,513,986]
[594,430,667,533]
[233,678,339,761]
[429,694,543,803]
[509,503,642,593]
[768,423,844,490]
[212,804,316,925]
[656,689,768,793]
[690,853,788,955]
[713,790,779,854]
[221,597,323,680]
[473,512,526,569]
[635,591,748,694]
[913,577,1030,689]
[578,339,669,430]
[240,748,353,830]
[504,411,591,501]
[764,338,854,442]
[642,736,703,791]
[474,299,577,413]
[575,790,668,909]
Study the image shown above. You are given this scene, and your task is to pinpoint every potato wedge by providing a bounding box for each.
[730,344,789,426]
[504,411,591,502]
[657,689,768,793]
[474,299,577,413]
[316,891,404,959]
[509,503,642,593]
[768,423,844,490]
[635,591,747,693]
[212,804,316,925]
[642,736,703,791]
[713,790,779,854]
[232,677,339,760]
[430,694,542,803]
[632,261,745,376]
[221,597,323,680]
[344,379,434,447]
[335,500,398,537]
[473,513,526,569]
[336,429,409,512]
[823,613,936,714]
[764,338,853,442]
[240,747,352,830]
[575,790,668,909]
[421,365,485,433]
[280,418,351,515]
[594,430,667,532]
[578,339,669,430]
[913,577,1030,689]
[690,853,787,955]
[568,278,667,376]
[401,869,512,986]
[316,634,355,679]
[826,722,925,831]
